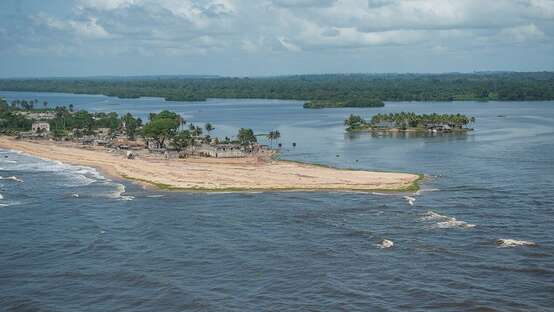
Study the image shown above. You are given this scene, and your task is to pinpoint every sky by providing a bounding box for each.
[0,0,553,77]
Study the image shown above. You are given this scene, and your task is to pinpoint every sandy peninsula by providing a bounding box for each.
[0,137,420,192]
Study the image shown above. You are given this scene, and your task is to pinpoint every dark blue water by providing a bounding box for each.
[1,91,553,311]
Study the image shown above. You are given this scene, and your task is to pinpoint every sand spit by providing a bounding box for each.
[0,137,420,192]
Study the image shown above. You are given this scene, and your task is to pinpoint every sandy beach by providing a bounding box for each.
[0,137,420,192]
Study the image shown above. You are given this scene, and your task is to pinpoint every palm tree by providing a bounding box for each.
[176,115,186,130]
[205,123,214,134]
[271,130,281,146]
[267,131,275,146]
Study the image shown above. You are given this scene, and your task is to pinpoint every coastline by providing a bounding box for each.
[0,136,420,193]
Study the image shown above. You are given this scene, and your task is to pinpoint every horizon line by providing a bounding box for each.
[1,70,554,80]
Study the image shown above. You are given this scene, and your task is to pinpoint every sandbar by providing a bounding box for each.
[0,137,420,192]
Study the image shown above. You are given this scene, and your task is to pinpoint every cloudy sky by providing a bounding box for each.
[1,0,553,77]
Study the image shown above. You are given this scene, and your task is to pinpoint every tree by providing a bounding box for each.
[179,115,186,130]
[344,114,365,128]
[43,101,48,109]
[142,118,179,148]
[237,128,257,145]
[267,130,281,146]
[171,130,193,152]
[192,126,203,137]
[94,112,119,130]
[205,123,214,134]
[121,113,140,140]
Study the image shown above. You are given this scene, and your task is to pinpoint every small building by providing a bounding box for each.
[373,121,396,129]
[425,123,453,132]
[94,128,111,137]
[194,143,257,158]
[32,122,50,134]
[79,135,95,145]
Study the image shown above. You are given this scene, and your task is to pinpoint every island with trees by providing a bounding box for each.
[344,112,476,133]
[0,96,421,192]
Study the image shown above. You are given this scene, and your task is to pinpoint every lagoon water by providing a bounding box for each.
[1,91,553,311]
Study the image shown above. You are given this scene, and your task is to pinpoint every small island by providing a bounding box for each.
[344,112,475,133]
[0,97,420,192]
[304,98,384,109]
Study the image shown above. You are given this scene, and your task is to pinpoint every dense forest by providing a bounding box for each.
[1,72,553,103]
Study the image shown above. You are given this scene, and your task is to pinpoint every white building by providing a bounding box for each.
[31,122,50,133]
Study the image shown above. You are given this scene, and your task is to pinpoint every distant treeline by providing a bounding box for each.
[1,72,554,102]
[303,98,384,108]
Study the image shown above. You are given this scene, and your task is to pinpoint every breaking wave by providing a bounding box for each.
[377,239,394,249]
[0,149,105,187]
[403,196,416,206]
[496,239,537,248]
[0,176,24,183]
[420,211,476,229]
[414,188,440,195]
[109,183,135,201]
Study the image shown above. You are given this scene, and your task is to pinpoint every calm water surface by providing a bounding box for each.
[1,91,553,311]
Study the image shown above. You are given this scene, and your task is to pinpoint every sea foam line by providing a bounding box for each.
[0,176,24,183]
[420,210,476,229]
[496,239,537,248]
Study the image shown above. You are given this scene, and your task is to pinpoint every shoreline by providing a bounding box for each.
[0,136,421,193]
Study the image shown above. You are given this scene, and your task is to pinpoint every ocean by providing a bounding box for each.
[1,91,553,311]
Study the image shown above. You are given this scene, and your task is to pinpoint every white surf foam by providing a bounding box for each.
[420,210,476,229]
[0,149,106,187]
[377,239,394,249]
[403,196,416,206]
[371,192,397,196]
[109,183,135,201]
[496,239,537,248]
[0,176,24,183]
[415,188,440,196]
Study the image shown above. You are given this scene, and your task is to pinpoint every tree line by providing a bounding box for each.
[1,72,553,103]
[0,98,265,150]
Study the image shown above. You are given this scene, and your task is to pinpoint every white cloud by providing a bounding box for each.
[278,37,302,52]
[35,14,110,39]
[271,0,337,8]
[8,0,554,59]
[498,24,546,43]
[79,0,137,10]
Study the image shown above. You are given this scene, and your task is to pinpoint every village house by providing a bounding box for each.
[195,143,249,158]
[16,122,50,140]
[424,123,453,132]
[32,122,50,134]
[94,128,112,138]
